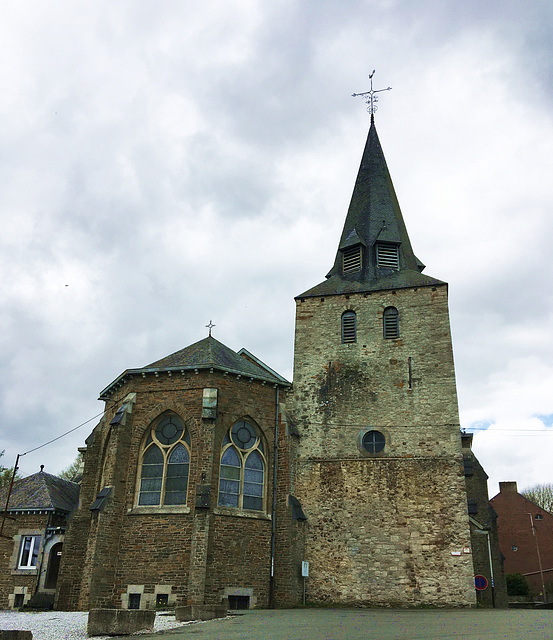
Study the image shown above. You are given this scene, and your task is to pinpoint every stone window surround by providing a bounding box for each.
[223,586,255,609]
[217,419,268,513]
[134,412,191,509]
[8,585,30,609]
[121,584,176,610]
[357,428,390,457]
[10,530,43,575]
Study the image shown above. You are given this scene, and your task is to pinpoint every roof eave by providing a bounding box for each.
[99,364,291,400]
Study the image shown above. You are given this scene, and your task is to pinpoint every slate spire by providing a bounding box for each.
[298,118,443,298]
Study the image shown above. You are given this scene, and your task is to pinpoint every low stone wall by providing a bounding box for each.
[176,605,228,621]
[87,609,155,636]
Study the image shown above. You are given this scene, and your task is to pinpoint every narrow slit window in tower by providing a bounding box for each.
[342,311,357,343]
[383,307,399,339]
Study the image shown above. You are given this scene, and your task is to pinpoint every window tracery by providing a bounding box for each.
[137,414,190,506]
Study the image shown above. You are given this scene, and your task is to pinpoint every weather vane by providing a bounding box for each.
[352,70,391,116]
[206,320,216,337]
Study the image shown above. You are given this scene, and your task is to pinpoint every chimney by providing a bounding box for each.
[499,481,518,493]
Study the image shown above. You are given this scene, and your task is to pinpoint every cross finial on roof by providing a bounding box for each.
[206,320,216,337]
[352,70,392,120]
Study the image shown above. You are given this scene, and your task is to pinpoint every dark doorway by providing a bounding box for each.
[45,543,63,589]
[228,595,250,609]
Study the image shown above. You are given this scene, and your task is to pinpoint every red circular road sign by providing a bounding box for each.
[474,575,488,591]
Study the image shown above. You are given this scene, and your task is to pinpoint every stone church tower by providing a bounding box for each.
[291,114,476,606]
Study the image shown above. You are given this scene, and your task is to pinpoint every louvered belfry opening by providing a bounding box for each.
[342,311,357,343]
[342,245,362,273]
[376,243,399,270]
[383,306,399,339]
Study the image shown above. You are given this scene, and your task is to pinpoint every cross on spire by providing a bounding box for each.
[352,70,391,119]
[206,320,216,337]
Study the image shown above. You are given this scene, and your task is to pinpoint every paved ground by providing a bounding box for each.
[135,608,553,640]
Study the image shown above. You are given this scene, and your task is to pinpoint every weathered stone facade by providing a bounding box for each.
[291,287,475,606]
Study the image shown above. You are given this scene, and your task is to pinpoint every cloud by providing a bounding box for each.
[1,0,552,489]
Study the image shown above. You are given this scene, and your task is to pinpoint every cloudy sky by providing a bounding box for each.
[1,0,552,497]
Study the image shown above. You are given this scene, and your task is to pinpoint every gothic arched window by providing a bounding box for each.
[383,306,399,339]
[218,421,266,512]
[137,414,190,506]
[341,311,357,344]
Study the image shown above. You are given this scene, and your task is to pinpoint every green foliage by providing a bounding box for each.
[506,573,531,596]
[0,450,20,489]
[521,483,553,514]
[59,452,84,481]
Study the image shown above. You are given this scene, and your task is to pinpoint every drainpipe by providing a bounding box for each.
[269,385,279,608]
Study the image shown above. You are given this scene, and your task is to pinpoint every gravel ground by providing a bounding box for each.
[0,610,196,639]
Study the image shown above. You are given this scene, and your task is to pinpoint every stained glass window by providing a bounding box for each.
[137,414,190,506]
[218,421,265,512]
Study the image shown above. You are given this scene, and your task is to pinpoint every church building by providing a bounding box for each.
[3,107,485,612]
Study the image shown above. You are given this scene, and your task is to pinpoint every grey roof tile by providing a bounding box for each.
[0,471,80,513]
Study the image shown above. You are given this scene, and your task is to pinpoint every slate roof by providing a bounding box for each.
[0,471,80,514]
[298,117,445,298]
[99,336,290,399]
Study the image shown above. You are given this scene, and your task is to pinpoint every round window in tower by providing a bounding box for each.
[361,430,386,454]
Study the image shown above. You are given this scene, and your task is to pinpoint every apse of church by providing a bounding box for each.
[54,340,298,612]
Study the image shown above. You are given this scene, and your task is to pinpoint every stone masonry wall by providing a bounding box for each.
[0,513,49,609]
[57,368,291,610]
[291,284,476,606]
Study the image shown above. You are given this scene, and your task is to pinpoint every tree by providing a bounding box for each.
[506,573,531,596]
[0,450,20,489]
[521,483,553,514]
[59,452,84,482]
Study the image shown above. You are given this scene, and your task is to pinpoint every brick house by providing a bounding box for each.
[491,482,553,601]
[2,113,506,612]
[0,469,79,609]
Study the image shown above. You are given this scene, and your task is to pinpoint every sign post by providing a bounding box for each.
[301,561,309,605]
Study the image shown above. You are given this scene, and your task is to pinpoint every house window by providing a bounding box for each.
[362,430,386,454]
[137,414,190,506]
[535,514,543,520]
[18,535,41,569]
[128,594,141,609]
[341,311,357,343]
[156,593,169,608]
[342,246,362,273]
[383,306,399,339]
[376,243,399,269]
[218,421,266,511]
